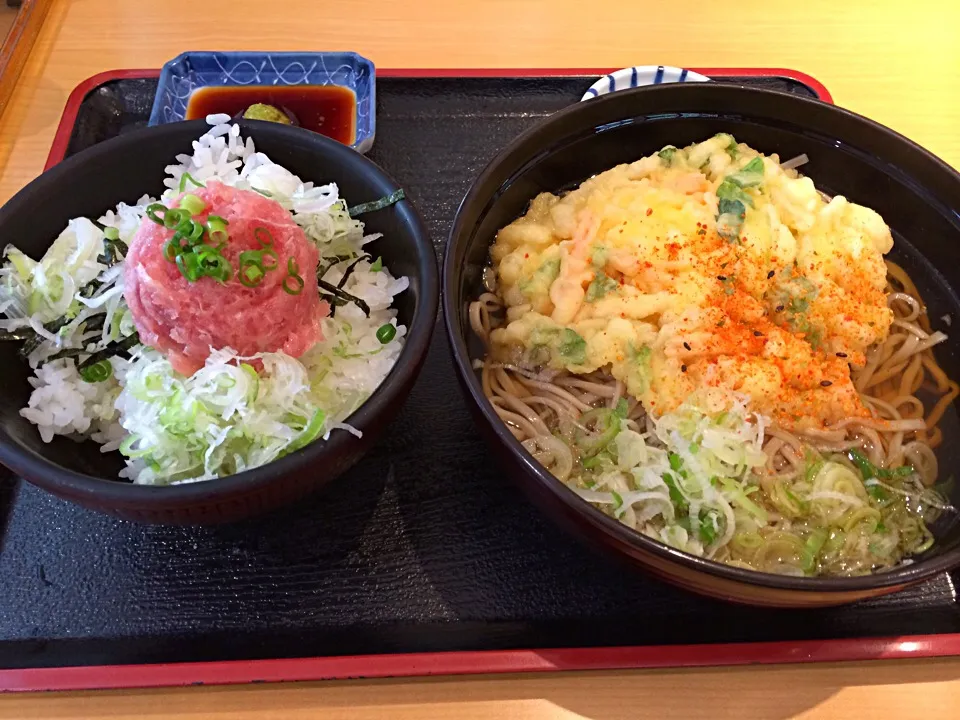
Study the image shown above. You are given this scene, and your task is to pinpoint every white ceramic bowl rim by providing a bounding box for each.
[581,65,711,101]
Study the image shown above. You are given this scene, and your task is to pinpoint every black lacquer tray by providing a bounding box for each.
[3,67,957,693]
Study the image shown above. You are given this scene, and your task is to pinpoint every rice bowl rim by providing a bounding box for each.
[0,119,439,501]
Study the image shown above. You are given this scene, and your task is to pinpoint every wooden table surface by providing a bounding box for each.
[0,0,959,717]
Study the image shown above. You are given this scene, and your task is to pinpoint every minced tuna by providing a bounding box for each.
[124,181,328,375]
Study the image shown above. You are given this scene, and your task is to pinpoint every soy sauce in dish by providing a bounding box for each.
[185,85,356,145]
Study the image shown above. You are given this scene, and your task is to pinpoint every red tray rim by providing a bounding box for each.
[3,633,960,692]
[16,66,952,694]
[43,66,833,171]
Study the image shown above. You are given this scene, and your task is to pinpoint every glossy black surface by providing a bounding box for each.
[0,119,438,523]
[444,83,960,602]
[1,75,957,671]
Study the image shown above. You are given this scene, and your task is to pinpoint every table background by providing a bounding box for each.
[0,0,959,717]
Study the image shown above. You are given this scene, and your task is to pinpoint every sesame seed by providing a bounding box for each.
[767,270,775,279]
[775,305,784,313]
[820,380,833,387]
[681,364,687,373]
[836,352,848,358]
[683,342,691,351]
[753,330,763,337]
[717,275,727,281]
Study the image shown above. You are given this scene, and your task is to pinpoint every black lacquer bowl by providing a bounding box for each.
[443,83,960,607]
[0,120,438,524]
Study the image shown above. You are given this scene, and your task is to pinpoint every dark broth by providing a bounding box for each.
[185,85,356,145]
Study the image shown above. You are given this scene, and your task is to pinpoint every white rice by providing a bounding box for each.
[6,118,409,485]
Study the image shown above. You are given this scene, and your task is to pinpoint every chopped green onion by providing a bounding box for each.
[175,218,204,244]
[240,264,265,287]
[662,472,688,511]
[801,529,828,573]
[207,216,229,245]
[283,274,304,295]
[197,251,232,283]
[239,250,266,268]
[848,448,879,479]
[162,208,191,230]
[582,453,609,470]
[376,323,397,344]
[119,434,152,458]
[699,509,720,544]
[79,359,112,383]
[658,147,677,164]
[613,398,629,418]
[347,188,406,217]
[254,227,274,247]
[145,203,168,225]
[611,490,624,514]
[884,466,915,480]
[370,256,383,272]
[848,449,914,482]
[176,252,201,282]
[178,193,206,216]
[163,239,180,261]
[178,172,204,193]
[668,452,684,473]
[103,227,120,241]
[282,255,304,295]
[260,248,279,270]
[575,407,620,456]
[283,409,327,455]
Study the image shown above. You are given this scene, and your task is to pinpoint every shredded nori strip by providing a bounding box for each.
[37,316,122,365]
[0,329,33,341]
[347,188,405,218]
[317,279,370,317]
[97,237,128,267]
[76,334,139,370]
[18,316,73,359]
[337,254,373,289]
[13,235,126,357]
[317,253,357,279]
[78,313,106,334]
[42,346,87,363]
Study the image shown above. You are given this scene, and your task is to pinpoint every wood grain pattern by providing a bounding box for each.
[0,0,959,717]
[3,659,960,719]
[0,0,50,119]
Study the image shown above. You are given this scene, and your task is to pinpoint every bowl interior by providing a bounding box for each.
[446,84,960,589]
[0,119,429,486]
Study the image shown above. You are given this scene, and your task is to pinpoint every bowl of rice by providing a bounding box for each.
[0,116,438,523]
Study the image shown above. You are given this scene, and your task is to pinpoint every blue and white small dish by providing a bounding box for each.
[581,65,710,101]
[149,51,376,153]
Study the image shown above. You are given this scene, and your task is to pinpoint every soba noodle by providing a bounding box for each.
[469,138,955,577]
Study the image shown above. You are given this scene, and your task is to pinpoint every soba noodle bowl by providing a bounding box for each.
[469,134,956,577]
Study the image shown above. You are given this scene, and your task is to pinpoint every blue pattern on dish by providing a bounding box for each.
[581,65,710,101]
[148,51,376,153]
